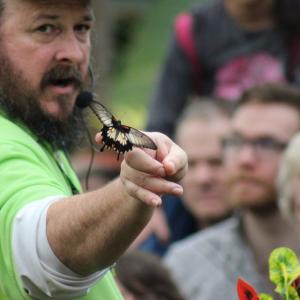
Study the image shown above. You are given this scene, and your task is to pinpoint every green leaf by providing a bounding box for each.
[269,247,300,299]
[286,285,300,300]
[289,267,300,285]
[259,293,273,300]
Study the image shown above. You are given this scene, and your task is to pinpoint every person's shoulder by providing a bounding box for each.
[0,114,33,141]
[190,0,226,38]
[0,113,42,157]
[163,217,241,297]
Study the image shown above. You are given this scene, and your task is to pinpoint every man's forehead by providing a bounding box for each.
[3,0,91,10]
[1,0,93,22]
[233,102,300,140]
[14,0,90,5]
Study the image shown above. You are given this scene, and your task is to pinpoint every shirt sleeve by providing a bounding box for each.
[12,196,108,300]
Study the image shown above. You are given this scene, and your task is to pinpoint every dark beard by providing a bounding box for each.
[247,199,278,215]
[0,55,88,151]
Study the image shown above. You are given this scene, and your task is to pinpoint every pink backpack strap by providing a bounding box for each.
[175,12,202,93]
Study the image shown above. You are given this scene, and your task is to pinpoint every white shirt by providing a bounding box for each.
[12,196,107,299]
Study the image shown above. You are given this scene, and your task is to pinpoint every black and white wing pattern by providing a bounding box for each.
[90,100,157,160]
[90,100,114,127]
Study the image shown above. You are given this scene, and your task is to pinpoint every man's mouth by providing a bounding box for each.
[41,64,83,93]
[52,78,75,87]
[47,77,80,93]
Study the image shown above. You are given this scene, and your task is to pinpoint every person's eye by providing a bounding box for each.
[256,138,277,149]
[75,24,91,34]
[188,160,197,169]
[223,136,242,148]
[74,24,91,42]
[209,158,223,167]
[36,24,56,34]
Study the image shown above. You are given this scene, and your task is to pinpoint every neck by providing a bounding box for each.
[197,212,232,229]
[242,208,300,288]
[224,0,275,31]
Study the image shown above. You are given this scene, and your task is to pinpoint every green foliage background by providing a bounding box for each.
[110,0,197,129]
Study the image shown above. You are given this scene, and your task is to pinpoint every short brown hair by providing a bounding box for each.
[175,97,232,141]
[116,251,185,300]
[239,83,300,113]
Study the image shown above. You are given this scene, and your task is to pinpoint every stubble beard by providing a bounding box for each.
[0,49,88,151]
[226,176,278,215]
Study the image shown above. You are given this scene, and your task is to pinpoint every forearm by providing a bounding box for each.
[47,133,187,277]
[47,177,153,275]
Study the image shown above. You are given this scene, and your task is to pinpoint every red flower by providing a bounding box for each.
[237,278,260,300]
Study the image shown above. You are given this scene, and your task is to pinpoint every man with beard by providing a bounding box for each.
[164,83,300,300]
[0,1,188,299]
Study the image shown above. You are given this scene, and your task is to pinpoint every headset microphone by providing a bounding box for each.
[75,90,94,109]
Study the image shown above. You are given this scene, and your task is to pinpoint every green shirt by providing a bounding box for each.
[0,113,123,300]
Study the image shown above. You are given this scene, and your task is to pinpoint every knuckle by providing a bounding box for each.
[139,175,149,189]
[124,180,138,198]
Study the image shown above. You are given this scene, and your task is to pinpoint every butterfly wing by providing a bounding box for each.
[88,98,157,157]
[125,127,157,150]
[90,100,114,127]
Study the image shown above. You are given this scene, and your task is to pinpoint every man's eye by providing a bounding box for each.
[37,24,55,34]
[209,158,223,167]
[75,24,91,33]
[188,160,197,169]
[256,139,279,150]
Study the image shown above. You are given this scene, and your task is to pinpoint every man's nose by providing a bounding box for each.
[194,164,215,184]
[55,33,86,64]
[236,144,257,166]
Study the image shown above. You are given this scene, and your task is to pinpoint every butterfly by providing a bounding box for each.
[77,91,157,160]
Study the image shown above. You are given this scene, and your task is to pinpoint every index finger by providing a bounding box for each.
[147,132,188,180]
[124,148,166,177]
[162,142,188,181]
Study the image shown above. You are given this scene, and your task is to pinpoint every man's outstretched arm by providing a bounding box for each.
[46,132,187,275]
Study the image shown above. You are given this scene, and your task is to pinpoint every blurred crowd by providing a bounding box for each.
[63,0,300,300]
[71,0,300,299]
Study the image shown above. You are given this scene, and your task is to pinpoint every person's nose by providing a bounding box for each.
[236,144,257,166]
[194,163,215,185]
[55,32,86,65]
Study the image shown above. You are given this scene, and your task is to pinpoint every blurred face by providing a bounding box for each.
[178,118,232,224]
[0,0,93,120]
[224,102,300,211]
[293,174,300,224]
